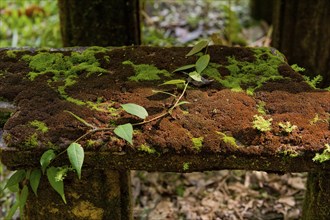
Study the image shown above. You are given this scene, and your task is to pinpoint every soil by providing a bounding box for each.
[0,46,329,163]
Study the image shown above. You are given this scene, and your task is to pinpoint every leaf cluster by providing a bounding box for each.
[173,40,210,83]
[2,142,84,218]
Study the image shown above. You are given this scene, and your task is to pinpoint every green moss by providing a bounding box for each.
[3,133,11,143]
[183,162,190,171]
[202,47,285,94]
[29,120,48,133]
[278,121,297,133]
[290,64,305,72]
[279,149,300,158]
[45,141,59,150]
[22,49,108,106]
[216,132,238,147]
[122,60,172,82]
[6,50,18,58]
[309,114,329,125]
[303,75,323,89]
[86,140,98,148]
[313,144,330,163]
[138,144,156,154]
[257,101,267,115]
[191,137,203,151]
[252,115,272,132]
[24,133,39,148]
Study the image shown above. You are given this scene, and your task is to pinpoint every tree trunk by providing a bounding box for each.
[250,0,273,24]
[58,0,140,47]
[272,0,330,87]
[302,171,330,219]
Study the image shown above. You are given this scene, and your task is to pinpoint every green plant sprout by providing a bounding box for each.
[290,64,305,72]
[252,115,272,132]
[303,75,323,89]
[313,144,330,163]
[278,121,298,133]
[172,40,210,85]
[216,131,238,147]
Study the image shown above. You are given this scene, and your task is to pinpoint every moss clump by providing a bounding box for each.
[202,47,285,94]
[6,50,18,58]
[122,60,172,82]
[278,121,297,133]
[22,48,108,106]
[183,162,190,171]
[191,137,203,151]
[278,149,300,158]
[30,120,48,133]
[257,101,267,115]
[24,133,39,148]
[216,132,238,147]
[252,115,272,132]
[313,144,330,163]
[138,144,156,154]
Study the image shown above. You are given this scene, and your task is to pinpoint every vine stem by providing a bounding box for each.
[69,82,189,143]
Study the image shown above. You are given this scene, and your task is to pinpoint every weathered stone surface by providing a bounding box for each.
[0,46,329,172]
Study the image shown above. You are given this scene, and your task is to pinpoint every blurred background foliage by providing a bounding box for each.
[0,0,61,47]
[0,0,262,48]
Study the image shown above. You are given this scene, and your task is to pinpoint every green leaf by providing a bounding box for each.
[196,54,210,73]
[47,167,66,204]
[5,199,19,220]
[30,169,42,196]
[189,71,202,82]
[7,184,19,192]
[4,170,26,190]
[161,79,186,85]
[114,123,133,145]
[152,90,177,97]
[67,142,84,179]
[172,64,195,73]
[121,103,148,120]
[19,185,29,217]
[40,150,56,174]
[186,40,209,56]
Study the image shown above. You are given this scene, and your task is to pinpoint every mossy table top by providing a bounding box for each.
[0,46,329,172]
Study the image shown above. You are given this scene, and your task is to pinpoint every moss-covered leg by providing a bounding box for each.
[25,169,132,220]
[302,171,330,219]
